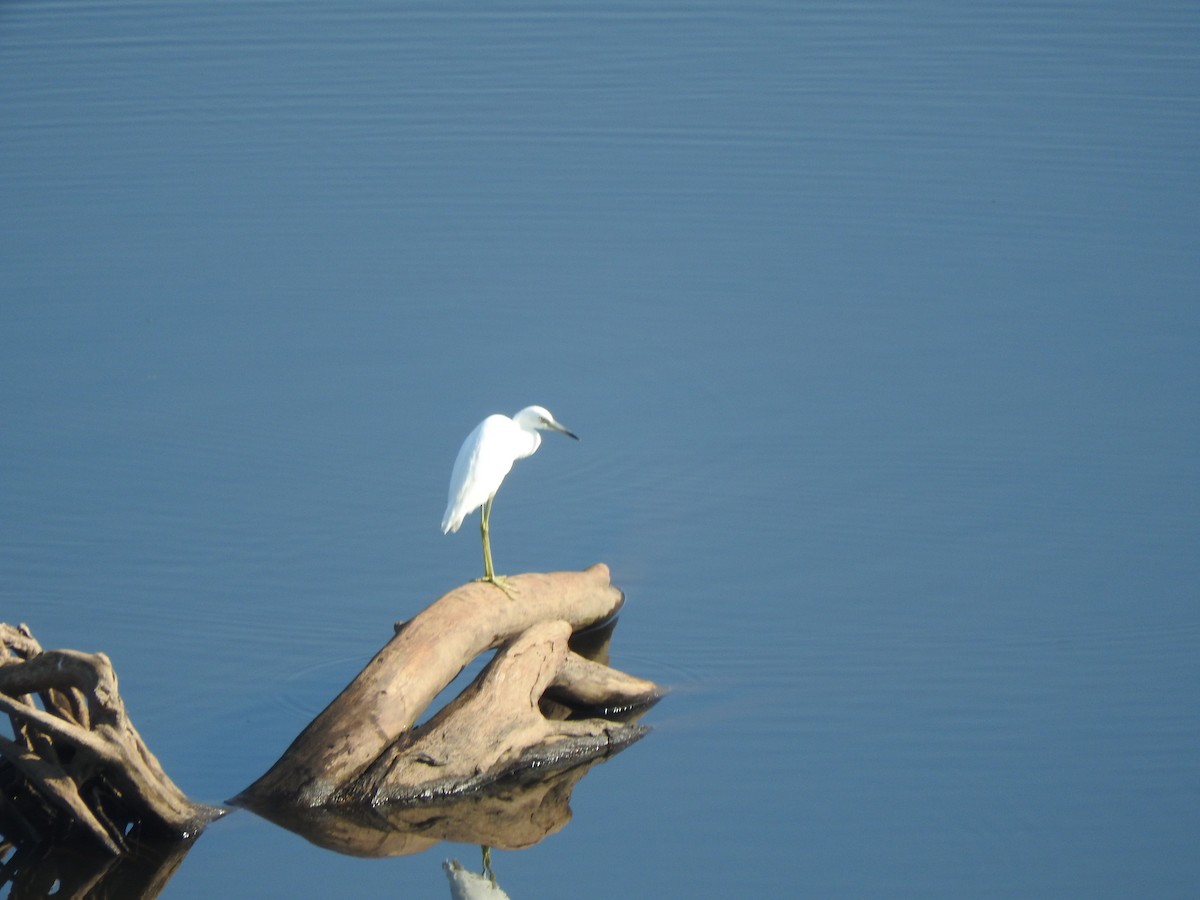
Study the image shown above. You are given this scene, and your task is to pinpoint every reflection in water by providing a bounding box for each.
[239,751,608,857]
[0,835,200,900]
[444,856,511,900]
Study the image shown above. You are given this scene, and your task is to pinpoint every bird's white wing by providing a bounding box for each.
[441,415,517,533]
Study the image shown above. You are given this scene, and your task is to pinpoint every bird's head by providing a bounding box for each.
[513,405,579,440]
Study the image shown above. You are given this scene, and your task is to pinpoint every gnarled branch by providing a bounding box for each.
[236,564,663,817]
[0,623,224,855]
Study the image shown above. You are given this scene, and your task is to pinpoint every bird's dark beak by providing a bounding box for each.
[552,421,579,440]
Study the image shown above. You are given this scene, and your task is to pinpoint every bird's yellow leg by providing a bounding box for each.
[478,497,517,598]
[480,496,495,581]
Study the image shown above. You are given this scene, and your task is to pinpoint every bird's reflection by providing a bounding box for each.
[444,852,511,899]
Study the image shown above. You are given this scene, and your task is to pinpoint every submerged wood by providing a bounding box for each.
[237,564,663,810]
[0,623,224,856]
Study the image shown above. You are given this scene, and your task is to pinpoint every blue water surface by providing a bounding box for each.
[2,1,1198,897]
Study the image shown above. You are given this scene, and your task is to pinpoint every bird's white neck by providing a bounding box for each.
[515,429,542,460]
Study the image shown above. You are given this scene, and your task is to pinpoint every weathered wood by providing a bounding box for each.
[235,734,615,857]
[347,619,647,804]
[237,564,663,810]
[0,623,224,855]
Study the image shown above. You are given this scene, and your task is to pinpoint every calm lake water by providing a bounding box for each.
[3,1,1198,897]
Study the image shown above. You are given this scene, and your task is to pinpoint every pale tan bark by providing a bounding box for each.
[237,564,663,811]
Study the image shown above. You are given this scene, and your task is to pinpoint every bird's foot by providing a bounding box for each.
[476,574,519,599]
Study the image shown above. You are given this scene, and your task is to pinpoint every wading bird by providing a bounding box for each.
[441,405,578,587]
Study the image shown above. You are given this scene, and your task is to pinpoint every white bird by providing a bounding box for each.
[444,858,510,899]
[442,405,578,586]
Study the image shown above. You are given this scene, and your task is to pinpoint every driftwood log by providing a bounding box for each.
[236,564,662,814]
[0,623,223,856]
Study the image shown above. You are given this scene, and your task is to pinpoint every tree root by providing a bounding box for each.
[0,623,224,856]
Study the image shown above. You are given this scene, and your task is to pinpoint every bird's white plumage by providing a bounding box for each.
[441,405,576,535]
[444,859,511,900]
[441,415,537,533]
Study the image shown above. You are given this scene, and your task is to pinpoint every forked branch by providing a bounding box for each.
[237,564,663,813]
